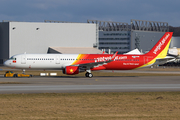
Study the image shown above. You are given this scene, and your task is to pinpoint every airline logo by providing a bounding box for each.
[12,60,16,63]
[95,56,127,62]
[153,33,170,55]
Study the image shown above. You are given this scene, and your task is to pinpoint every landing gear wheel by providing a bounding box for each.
[88,73,93,78]
[85,72,89,77]
[85,72,93,78]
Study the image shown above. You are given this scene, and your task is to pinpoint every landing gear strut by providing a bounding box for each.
[22,69,25,74]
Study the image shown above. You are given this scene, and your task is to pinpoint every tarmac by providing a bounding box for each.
[0,75,180,94]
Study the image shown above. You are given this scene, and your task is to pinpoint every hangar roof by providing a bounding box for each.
[48,47,103,54]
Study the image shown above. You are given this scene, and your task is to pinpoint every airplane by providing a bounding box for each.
[4,32,173,78]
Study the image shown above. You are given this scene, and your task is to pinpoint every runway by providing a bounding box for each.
[0,75,180,93]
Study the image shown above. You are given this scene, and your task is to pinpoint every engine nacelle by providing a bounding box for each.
[63,66,80,75]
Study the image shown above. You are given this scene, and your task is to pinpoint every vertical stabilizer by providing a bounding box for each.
[146,32,173,59]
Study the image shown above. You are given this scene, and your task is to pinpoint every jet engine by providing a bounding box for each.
[63,66,82,75]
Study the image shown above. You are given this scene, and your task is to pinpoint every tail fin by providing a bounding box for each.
[146,32,173,59]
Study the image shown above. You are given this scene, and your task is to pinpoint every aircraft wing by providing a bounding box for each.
[71,51,118,69]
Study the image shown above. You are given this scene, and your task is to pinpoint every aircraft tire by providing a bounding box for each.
[88,73,93,78]
[85,72,89,77]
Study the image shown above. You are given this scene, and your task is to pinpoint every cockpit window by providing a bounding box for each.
[10,57,16,60]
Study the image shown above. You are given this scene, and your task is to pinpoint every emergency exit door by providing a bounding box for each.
[56,55,60,64]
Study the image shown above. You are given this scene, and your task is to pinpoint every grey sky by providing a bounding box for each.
[0,0,179,26]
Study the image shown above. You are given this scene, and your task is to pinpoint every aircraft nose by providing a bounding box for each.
[3,60,10,67]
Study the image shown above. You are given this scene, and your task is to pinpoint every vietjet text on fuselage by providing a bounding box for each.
[4,32,173,78]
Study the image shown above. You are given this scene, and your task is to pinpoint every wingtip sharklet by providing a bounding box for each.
[111,51,118,60]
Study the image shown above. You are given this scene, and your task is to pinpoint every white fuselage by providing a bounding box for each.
[4,54,79,69]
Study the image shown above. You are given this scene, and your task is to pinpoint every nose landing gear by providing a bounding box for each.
[22,69,25,74]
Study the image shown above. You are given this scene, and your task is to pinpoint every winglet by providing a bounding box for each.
[111,51,118,60]
[102,51,118,63]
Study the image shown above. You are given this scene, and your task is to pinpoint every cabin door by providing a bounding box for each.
[21,54,26,64]
[144,56,152,64]
[56,55,60,64]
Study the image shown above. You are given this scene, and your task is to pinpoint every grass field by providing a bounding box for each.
[0,92,180,120]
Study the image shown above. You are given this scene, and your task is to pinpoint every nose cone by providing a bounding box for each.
[3,60,10,67]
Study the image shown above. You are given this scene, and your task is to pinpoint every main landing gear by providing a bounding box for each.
[85,70,93,78]
[85,72,93,78]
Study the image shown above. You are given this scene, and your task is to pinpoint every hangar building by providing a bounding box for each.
[88,19,169,54]
[0,20,99,64]
[170,37,180,48]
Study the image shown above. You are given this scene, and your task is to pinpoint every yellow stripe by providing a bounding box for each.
[156,38,171,59]
[71,54,83,65]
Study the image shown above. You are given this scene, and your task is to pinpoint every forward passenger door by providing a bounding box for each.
[21,54,26,64]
